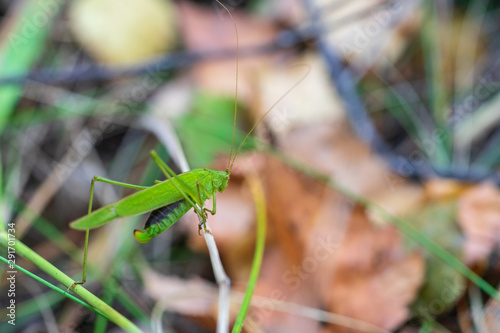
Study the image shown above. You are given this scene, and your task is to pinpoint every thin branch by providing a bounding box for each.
[203,222,231,333]
[141,113,231,332]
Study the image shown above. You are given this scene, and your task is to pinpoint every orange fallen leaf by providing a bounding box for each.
[457,182,500,264]
[321,211,425,331]
[261,152,425,331]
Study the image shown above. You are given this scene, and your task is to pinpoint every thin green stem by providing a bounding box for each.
[0,255,108,319]
[5,192,149,323]
[0,231,141,332]
[232,174,266,333]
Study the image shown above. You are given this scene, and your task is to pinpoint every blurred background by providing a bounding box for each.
[0,0,500,332]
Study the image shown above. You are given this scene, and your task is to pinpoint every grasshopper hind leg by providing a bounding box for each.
[72,176,147,289]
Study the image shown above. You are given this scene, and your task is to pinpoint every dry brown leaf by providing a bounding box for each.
[457,182,500,264]
[180,117,426,331]
[368,183,423,227]
[263,151,424,331]
[257,53,344,136]
[244,248,324,333]
[265,157,328,266]
[322,211,425,331]
[326,254,424,331]
[264,120,426,331]
[280,122,399,198]
[317,0,422,68]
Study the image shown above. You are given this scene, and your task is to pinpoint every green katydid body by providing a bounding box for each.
[70,168,229,242]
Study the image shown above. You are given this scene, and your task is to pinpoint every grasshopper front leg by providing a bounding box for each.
[195,181,216,235]
[198,182,217,216]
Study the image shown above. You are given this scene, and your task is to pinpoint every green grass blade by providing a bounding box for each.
[0,254,109,319]
[94,292,114,333]
[378,79,435,158]
[420,0,452,167]
[232,175,266,333]
[0,0,62,131]
[0,231,141,332]
[5,191,149,324]
[471,128,500,169]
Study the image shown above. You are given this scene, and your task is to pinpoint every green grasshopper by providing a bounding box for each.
[70,152,232,243]
[69,1,307,287]
[70,149,237,286]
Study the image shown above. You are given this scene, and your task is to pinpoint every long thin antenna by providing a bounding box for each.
[214,0,239,171]
[229,64,311,171]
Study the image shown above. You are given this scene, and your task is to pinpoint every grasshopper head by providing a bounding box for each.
[213,169,230,193]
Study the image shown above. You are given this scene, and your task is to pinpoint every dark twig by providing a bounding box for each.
[0,29,309,86]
